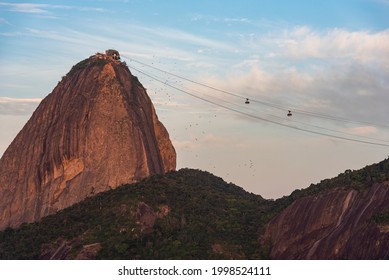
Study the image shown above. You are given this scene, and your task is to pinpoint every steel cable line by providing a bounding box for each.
[127,60,389,144]
[158,77,389,144]
[124,55,389,129]
[129,64,389,147]
[172,79,389,144]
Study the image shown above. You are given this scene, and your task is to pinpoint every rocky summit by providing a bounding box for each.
[0,50,176,230]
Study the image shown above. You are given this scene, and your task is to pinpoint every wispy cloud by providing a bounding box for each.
[0,97,41,115]
[0,31,22,36]
[269,26,389,63]
[200,134,227,144]
[224,17,250,24]
[0,17,10,25]
[20,21,235,66]
[1,11,388,129]
[0,97,41,103]
[0,2,105,14]
[133,25,236,53]
[343,126,378,136]
[190,14,252,25]
[0,2,48,13]
[196,26,389,124]
[172,140,196,150]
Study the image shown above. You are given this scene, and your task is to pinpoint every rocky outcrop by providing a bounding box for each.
[0,52,176,230]
[40,238,101,260]
[135,202,170,234]
[262,182,389,259]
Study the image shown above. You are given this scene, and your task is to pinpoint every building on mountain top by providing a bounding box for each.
[105,49,120,60]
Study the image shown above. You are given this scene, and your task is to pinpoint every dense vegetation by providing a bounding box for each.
[0,169,273,259]
[276,157,389,205]
[2,158,389,259]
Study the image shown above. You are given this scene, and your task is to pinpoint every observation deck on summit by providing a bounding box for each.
[93,49,121,61]
[105,49,121,60]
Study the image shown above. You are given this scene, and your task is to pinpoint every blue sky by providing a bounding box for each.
[1,0,389,198]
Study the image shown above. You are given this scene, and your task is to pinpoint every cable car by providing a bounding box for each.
[287,110,292,117]
[245,98,250,104]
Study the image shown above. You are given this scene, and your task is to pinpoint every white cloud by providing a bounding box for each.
[0,17,10,25]
[0,2,105,14]
[20,23,222,65]
[0,97,41,115]
[0,31,22,37]
[224,17,250,23]
[200,134,227,144]
[0,2,48,13]
[172,140,196,150]
[198,59,388,128]
[134,25,236,53]
[343,126,378,136]
[0,97,41,103]
[185,27,389,128]
[276,27,389,64]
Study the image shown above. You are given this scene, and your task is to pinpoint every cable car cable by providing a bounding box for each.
[124,56,389,129]
[129,64,389,147]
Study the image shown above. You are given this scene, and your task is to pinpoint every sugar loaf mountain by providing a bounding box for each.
[0,50,176,230]
[1,50,389,259]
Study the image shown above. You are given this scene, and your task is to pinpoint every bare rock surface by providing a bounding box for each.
[262,182,389,259]
[135,202,170,234]
[0,52,176,229]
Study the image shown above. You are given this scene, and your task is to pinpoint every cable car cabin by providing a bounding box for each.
[245,98,250,104]
[287,110,292,117]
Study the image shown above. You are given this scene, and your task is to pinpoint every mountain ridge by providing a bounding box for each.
[1,158,389,259]
[0,168,270,259]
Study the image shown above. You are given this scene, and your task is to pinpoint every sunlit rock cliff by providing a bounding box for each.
[0,50,176,229]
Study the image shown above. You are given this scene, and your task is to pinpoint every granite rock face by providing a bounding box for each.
[0,53,176,229]
[262,182,389,259]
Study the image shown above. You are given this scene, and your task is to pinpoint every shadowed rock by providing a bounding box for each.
[262,182,389,259]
